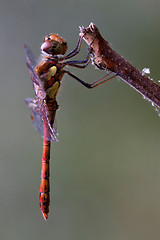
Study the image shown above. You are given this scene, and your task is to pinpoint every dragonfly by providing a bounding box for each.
[25,31,116,220]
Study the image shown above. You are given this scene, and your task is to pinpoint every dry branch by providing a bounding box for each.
[80,23,160,109]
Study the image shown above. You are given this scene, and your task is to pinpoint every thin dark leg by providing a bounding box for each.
[59,35,84,61]
[65,36,83,59]
[59,30,95,61]
[63,70,117,88]
[63,43,92,68]
[63,59,91,69]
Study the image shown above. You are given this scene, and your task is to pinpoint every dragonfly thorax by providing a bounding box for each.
[41,34,68,56]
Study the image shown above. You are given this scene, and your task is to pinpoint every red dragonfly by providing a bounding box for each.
[25,32,115,220]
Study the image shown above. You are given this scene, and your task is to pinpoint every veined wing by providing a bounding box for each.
[24,45,46,100]
[25,98,58,142]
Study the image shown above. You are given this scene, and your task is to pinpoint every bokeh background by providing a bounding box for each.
[1,0,160,239]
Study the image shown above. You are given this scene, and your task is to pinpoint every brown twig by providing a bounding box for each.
[80,23,160,109]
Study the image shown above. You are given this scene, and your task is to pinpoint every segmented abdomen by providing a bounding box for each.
[39,99,58,220]
[39,138,50,220]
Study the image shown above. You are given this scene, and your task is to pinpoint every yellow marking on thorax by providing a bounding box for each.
[46,66,60,99]
[46,81,60,98]
[46,66,57,80]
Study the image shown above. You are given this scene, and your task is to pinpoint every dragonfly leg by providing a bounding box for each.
[64,58,91,68]
[64,70,117,88]
[63,42,92,68]
[59,34,84,61]
[64,36,83,59]
[60,30,95,61]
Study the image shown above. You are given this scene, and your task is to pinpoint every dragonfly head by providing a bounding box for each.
[41,34,68,56]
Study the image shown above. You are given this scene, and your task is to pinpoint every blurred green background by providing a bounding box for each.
[1,0,160,239]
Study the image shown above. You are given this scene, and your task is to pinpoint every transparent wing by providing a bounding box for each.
[24,43,37,66]
[25,98,58,142]
[24,45,46,100]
